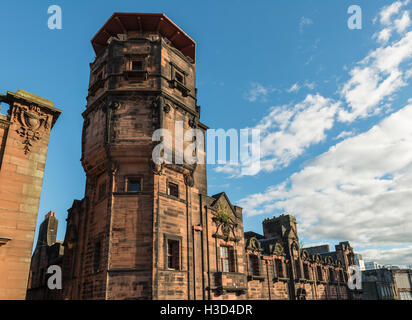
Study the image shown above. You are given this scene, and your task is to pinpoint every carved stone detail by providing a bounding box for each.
[13,104,50,154]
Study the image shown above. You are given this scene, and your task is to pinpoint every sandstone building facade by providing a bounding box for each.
[0,90,61,299]
[28,13,357,300]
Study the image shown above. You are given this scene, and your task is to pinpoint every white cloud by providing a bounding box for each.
[254,94,339,172]
[341,1,412,122]
[238,103,412,265]
[379,1,406,26]
[244,83,276,102]
[299,17,313,33]
[395,11,411,33]
[287,81,316,93]
[287,83,300,93]
[339,31,412,122]
[360,246,412,266]
[335,130,355,140]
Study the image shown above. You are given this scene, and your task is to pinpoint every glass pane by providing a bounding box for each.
[128,179,141,192]
[220,247,228,258]
[223,260,229,273]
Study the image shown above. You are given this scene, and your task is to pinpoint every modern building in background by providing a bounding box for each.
[27,12,358,301]
[362,268,412,300]
[0,90,60,300]
[365,261,384,270]
[354,253,365,271]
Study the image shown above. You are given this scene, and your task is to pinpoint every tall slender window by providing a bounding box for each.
[275,259,284,277]
[167,239,180,270]
[249,255,260,276]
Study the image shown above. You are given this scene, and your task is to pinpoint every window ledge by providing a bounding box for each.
[123,70,148,80]
[169,79,190,96]
[247,275,265,282]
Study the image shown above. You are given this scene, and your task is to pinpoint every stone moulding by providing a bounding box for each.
[1,90,61,155]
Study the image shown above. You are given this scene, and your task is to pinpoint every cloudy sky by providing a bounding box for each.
[1,0,411,266]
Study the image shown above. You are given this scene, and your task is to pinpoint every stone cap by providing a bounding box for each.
[1,89,61,127]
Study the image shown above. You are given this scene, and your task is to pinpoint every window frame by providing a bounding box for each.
[167,181,179,198]
[125,176,143,193]
[219,245,236,273]
[164,234,182,271]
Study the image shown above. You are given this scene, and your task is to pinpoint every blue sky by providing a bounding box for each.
[1,0,412,266]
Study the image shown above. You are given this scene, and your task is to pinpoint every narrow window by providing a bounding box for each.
[98,181,106,200]
[220,246,229,272]
[275,259,284,277]
[132,60,143,71]
[329,269,335,282]
[167,239,180,270]
[127,178,141,192]
[167,182,179,198]
[249,255,260,276]
[220,246,235,273]
[317,266,323,281]
[93,241,101,273]
[304,264,310,280]
[339,270,345,282]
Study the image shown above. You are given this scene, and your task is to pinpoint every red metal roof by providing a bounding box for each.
[91,13,196,63]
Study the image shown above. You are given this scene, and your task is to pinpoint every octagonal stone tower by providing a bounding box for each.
[62,13,246,300]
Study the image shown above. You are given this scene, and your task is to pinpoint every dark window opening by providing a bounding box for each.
[93,241,101,273]
[249,255,260,276]
[317,266,323,281]
[132,60,143,71]
[329,269,335,282]
[175,71,184,84]
[275,259,284,277]
[167,182,179,198]
[304,264,310,280]
[167,239,180,270]
[127,178,141,192]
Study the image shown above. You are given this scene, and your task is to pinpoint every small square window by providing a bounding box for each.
[127,178,141,192]
[167,239,180,270]
[167,182,179,198]
[175,71,184,84]
[132,61,143,71]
